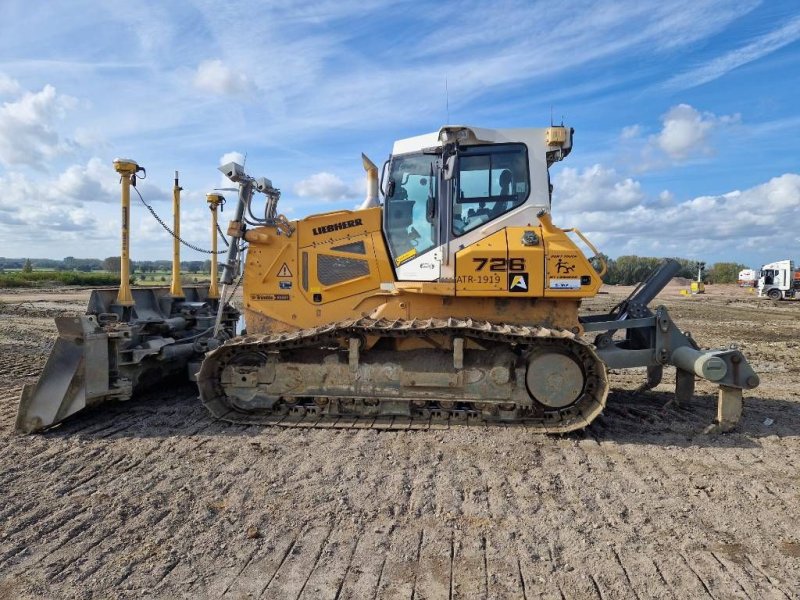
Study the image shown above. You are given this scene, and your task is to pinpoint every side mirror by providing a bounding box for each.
[444,154,458,181]
[379,159,390,196]
[386,179,395,198]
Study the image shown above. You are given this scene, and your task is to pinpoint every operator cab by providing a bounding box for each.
[382,125,572,281]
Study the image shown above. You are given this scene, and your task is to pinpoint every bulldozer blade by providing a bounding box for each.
[15,316,124,434]
[15,286,236,434]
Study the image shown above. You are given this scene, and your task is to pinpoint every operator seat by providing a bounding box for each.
[489,169,514,218]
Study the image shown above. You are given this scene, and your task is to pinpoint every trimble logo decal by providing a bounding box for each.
[313,218,363,236]
[509,273,529,292]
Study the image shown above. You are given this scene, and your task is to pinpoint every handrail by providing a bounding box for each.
[562,227,607,277]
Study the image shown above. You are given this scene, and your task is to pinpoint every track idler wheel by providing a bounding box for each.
[526,351,585,409]
[523,340,609,429]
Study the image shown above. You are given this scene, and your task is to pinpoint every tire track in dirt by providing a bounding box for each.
[0,415,230,577]
[0,401,205,520]
[512,439,595,598]
[0,390,209,485]
[158,428,373,596]
[297,524,361,599]
[636,439,799,597]
[600,438,766,598]
[412,525,451,600]
[333,525,392,599]
[49,425,253,589]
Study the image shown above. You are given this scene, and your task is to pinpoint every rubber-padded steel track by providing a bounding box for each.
[197,317,609,433]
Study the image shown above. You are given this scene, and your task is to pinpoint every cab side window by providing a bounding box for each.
[453,144,529,236]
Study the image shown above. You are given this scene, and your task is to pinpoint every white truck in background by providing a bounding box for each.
[738,268,757,287]
[758,259,798,300]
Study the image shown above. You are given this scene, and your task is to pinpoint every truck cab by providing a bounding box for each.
[758,259,797,300]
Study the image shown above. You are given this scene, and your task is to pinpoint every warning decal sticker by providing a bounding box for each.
[277,263,293,277]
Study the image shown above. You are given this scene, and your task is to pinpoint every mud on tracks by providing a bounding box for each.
[0,284,799,599]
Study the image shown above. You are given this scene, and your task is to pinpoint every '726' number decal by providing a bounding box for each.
[473,258,525,272]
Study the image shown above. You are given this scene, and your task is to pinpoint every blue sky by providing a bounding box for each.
[0,0,798,268]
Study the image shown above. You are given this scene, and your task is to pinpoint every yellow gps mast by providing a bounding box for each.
[206,192,224,299]
[170,171,184,297]
[113,158,138,306]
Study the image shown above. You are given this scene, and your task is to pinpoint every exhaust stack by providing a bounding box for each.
[359,153,379,210]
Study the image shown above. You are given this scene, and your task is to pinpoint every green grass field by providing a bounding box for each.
[0,271,122,288]
[0,270,212,288]
[135,271,211,286]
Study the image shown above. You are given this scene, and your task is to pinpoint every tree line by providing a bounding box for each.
[598,255,749,285]
[0,257,212,274]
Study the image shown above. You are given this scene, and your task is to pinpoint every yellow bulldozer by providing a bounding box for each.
[16,124,759,434]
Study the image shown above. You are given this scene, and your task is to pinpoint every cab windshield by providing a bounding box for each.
[384,153,438,265]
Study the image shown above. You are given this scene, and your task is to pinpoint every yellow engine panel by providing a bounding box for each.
[542,234,602,298]
[454,223,601,299]
[455,229,545,296]
[244,208,394,333]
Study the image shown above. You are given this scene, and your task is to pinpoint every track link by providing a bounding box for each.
[197,317,609,433]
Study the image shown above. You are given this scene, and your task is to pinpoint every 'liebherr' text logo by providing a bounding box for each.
[313,218,363,236]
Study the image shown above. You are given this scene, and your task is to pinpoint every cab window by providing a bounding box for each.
[384,153,438,265]
[453,143,529,236]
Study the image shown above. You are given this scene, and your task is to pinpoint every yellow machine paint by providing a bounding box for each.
[242,207,601,335]
[169,171,184,298]
[206,193,224,299]
[112,158,139,307]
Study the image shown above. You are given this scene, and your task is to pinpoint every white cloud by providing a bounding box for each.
[0,73,20,96]
[0,83,78,168]
[219,151,245,166]
[0,157,115,210]
[553,170,800,261]
[657,190,674,206]
[665,15,800,90]
[555,165,645,212]
[54,157,115,201]
[294,172,359,201]
[620,125,641,140]
[620,104,741,170]
[193,59,256,96]
[0,169,104,239]
[654,104,740,159]
[49,156,167,204]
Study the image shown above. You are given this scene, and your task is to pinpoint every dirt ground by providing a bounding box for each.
[0,282,798,599]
